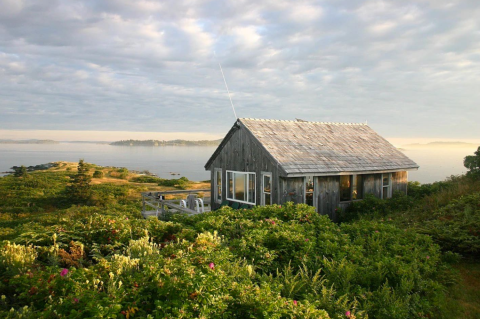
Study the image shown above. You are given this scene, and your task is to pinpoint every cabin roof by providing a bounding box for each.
[205,118,419,175]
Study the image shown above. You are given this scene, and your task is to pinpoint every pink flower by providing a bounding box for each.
[60,268,68,277]
[305,238,309,241]
[375,230,379,233]
[293,300,297,306]
[209,262,215,270]
[74,298,79,303]
[346,311,351,317]
[426,256,430,259]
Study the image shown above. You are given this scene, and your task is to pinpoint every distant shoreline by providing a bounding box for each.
[0,139,222,146]
[402,141,479,148]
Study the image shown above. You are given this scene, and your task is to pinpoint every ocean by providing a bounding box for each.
[0,143,476,184]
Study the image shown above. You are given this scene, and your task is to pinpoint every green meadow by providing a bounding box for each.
[0,151,479,318]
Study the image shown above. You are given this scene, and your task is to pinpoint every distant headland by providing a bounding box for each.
[402,141,479,148]
[110,139,222,146]
[0,139,59,144]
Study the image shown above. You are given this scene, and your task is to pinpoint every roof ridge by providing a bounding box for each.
[239,118,367,126]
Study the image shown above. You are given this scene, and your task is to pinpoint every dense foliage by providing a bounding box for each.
[0,163,477,318]
[343,175,480,257]
[464,146,480,177]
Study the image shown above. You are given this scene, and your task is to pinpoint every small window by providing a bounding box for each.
[340,175,363,201]
[305,175,314,206]
[227,171,256,205]
[214,169,222,203]
[262,173,272,205]
[382,173,391,199]
[340,175,351,202]
[352,175,363,200]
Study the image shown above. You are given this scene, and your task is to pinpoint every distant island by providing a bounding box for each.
[110,139,223,146]
[402,141,479,148]
[0,139,59,144]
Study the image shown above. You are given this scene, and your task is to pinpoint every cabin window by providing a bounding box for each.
[352,175,363,200]
[305,176,314,206]
[340,175,363,201]
[340,175,351,202]
[227,171,256,205]
[382,173,391,199]
[262,173,272,205]
[214,169,222,204]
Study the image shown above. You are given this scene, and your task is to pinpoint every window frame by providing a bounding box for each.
[304,175,315,206]
[339,174,364,202]
[226,170,256,205]
[381,173,392,199]
[261,172,272,206]
[214,168,222,204]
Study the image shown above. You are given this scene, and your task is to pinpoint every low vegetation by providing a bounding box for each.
[0,151,478,318]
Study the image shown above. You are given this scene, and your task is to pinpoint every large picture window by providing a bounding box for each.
[340,175,363,201]
[262,173,272,205]
[214,169,222,203]
[227,171,256,204]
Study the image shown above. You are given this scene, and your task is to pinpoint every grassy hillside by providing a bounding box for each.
[0,161,478,318]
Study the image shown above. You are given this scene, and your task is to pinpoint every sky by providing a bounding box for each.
[0,0,479,142]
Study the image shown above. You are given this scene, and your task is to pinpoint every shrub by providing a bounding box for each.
[0,241,37,274]
[158,176,190,189]
[93,170,104,178]
[130,175,162,183]
[415,192,480,256]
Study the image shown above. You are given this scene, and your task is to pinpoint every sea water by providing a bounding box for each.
[0,143,476,183]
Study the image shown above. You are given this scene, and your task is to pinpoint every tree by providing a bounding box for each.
[67,159,92,204]
[464,146,480,177]
[13,165,28,178]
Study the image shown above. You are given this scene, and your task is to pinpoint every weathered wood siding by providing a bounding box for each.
[363,174,382,197]
[209,126,283,210]
[279,177,304,204]
[392,171,408,194]
[316,176,340,221]
[208,123,410,216]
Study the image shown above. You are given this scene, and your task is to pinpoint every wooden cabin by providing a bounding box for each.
[205,118,419,220]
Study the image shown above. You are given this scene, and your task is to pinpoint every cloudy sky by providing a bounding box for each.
[1,0,479,142]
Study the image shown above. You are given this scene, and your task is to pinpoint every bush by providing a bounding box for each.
[339,192,414,222]
[158,176,190,189]
[415,192,480,256]
[93,170,104,179]
[130,175,162,183]
[0,203,450,319]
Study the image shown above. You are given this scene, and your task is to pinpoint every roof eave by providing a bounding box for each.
[284,167,419,178]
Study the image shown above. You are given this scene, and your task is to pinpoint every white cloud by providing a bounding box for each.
[0,0,478,139]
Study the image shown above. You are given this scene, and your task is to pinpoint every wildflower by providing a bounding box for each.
[209,263,215,270]
[60,268,68,277]
[305,238,309,241]
[375,230,379,233]
[426,256,430,259]
[293,300,297,306]
[74,298,79,303]
[346,311,351,317]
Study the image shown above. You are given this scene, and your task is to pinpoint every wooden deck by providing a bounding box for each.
[141,189,211,219]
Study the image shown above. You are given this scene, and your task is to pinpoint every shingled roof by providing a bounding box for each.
[206,118,419,176]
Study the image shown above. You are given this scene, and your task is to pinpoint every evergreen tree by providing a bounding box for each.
[464,146,480,177]
[67,159,92,204]
[13,165,28,178]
